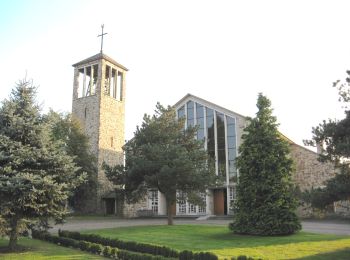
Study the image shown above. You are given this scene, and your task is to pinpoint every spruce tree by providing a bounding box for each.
[0,80,84,250]
[229,94,301,235]
[44,111,98,213]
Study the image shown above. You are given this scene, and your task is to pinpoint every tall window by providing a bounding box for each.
[216,112,226,177]
[196,103,205,141]
[229,186,235,213]
[206,108,215,163]
[227,116,237,180]
[177,105,185,119]
[198,193,206,213]
[187,101,194,127]
[148,190,158,213]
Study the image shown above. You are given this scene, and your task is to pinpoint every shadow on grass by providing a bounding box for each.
[84,225,350,250]
[207,231,349,248]
[292,248,350,260]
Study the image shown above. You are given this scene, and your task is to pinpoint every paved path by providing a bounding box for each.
[52,217,350,235]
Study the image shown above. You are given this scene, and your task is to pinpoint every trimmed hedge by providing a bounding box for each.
[231,256,260,260]
[58,229,179,258]
[33,229,218,260]
[32,229,172,260]
[179,250,218,260]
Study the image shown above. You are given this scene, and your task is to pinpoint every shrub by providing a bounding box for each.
[89,243,104,254]
[33,229,175,260]
[78,240,91,251]
[194,252,218,260]
[59,229,179,258]
[103,245,113,257]
[179,250,194,260]
[231,256,255,260]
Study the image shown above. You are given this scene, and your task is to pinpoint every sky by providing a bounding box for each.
[0,0,349,148]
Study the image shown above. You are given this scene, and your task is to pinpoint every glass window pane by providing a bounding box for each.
[227,137,236,149]
[216,112,226,177]
[178,106,185,118]
[206,107,215,161]
[187,101,194,127]
[197,128,205,141]
[228,148,236,160]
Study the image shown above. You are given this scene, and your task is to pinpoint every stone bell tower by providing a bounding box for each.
[71,51,127,213]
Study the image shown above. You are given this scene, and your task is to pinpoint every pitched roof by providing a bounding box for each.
[72,52,128,71]
[174,93,247,119]
[175,93,298,146]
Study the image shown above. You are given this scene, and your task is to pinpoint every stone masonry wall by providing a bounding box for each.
[290,144,336,191]
[290,143,336,217]
[96,59,126,212]
[72,56,127,214]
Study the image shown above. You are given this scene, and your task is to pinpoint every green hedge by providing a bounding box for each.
[231,256,260,260]
[179,250,218,260]
[32,229,218,260]
[58,229,179,258]
[32,229,172,260]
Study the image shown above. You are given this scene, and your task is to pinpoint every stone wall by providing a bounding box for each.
[123,197,149,218]
[71,55,127,214]
[290,144,336,191]
[290,143,336,217]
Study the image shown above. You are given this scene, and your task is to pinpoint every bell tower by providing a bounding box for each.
[71,52,127,213]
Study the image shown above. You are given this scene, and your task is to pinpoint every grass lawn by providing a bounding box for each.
[84,225,350,259]
[0,237,105,259]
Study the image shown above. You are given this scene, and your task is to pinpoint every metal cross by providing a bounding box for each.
[98,24,108,53]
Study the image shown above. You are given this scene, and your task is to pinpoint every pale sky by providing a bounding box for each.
[0,0,348,148]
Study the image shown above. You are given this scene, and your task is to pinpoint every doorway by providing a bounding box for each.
[213,189,227,215]
[105,198,116,215]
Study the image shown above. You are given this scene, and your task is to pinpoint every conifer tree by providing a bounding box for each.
[229,94,301,235]
[44,111,98,213]
[105,103,216,225]
[0,80,84,250]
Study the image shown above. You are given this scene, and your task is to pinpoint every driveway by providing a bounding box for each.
[51,217,350,236]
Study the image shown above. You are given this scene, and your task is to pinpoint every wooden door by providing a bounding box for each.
[214,189,225,215]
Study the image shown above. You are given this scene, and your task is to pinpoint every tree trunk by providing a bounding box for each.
[8,218,18,251]
[166,200,174,225]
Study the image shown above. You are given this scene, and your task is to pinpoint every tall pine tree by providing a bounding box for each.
[105,103,216,225]
[0,80,85,250]
[44,111,98,213]
[229,94,301,235]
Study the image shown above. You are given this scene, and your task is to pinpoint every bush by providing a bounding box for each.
[103,245,113,257]
[33,229,174,260]
[179,250,194,260]
[88,243,104,254]
[194,252,218,260]
[59,229,179,258]
[231,256,256,260]
[78,240,91,251]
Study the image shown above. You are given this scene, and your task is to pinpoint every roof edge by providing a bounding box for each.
[72,52,128,71]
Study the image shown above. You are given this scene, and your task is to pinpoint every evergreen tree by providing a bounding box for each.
[229,94,301,235]
[44,111,98,213]
[0,80,85,250]
[105,103,216,225]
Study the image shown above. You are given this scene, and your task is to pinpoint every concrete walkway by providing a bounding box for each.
[52,217,350,236]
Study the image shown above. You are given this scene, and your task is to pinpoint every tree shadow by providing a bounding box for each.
[207,231,350,249]
[292,248,350,260]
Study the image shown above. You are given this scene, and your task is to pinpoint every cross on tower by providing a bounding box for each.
[97,24,108,53]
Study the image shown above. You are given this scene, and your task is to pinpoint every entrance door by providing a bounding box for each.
[213,189,227,215]
[105,198,115,215]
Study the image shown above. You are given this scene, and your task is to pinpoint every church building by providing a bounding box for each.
[71,51,336,217]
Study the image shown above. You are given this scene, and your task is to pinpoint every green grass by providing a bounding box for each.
[84,225,350,259]
[0,237,105,259]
